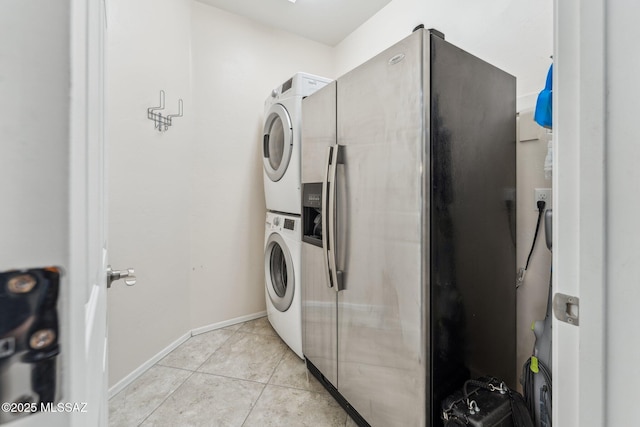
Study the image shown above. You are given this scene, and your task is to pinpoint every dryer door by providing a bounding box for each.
[263,103,293,182]
[265,233,295,312]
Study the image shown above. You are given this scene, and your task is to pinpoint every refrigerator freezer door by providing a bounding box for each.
[301,82,338,387]
[336,30,428,426]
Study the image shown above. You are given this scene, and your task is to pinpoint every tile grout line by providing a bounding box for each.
[156,322,277,380]
[135,370,196,427]
[268,379,327,395]
[114,319,282,427]
[191,329,277,375]
[236,331,279,337]
[192,363,330,396]
[191,370,273,387]
[133,324,244,427]
[239,382,267,427]
[153,326,238,370]
[262,352,327,394]
[153,364,197,374]
[191,327,240,372]
[239,344,288,427]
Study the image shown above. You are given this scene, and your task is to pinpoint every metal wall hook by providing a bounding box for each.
[148,90,166,114]
[166,99,183,120]
[147,90,183,132]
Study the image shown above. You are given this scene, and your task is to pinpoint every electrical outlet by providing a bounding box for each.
[534,188,552,210]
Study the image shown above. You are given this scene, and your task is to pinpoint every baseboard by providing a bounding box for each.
[191,310,267,335]
[107,310,267,399]
[108,331,191,399]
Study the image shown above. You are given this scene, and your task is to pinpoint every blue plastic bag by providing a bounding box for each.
[534,64,553,129]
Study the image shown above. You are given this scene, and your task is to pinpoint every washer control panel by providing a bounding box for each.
[266,214,298,235]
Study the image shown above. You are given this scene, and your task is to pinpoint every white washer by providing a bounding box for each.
[264,211,303,358]
[263,72,332,215]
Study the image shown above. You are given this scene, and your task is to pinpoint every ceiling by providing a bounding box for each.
[196,0,392,46]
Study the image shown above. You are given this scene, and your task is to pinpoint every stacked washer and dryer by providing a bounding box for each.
[262,73,331,358]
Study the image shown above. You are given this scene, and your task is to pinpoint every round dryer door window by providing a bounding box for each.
[264,233,295,312]
[263,103,293,182]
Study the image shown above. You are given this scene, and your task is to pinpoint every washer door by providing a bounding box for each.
[263,103,293,182]
[264,233,295,312]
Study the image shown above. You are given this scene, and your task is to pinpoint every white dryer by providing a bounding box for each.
[264,211,303,358]
[263,72,331,215]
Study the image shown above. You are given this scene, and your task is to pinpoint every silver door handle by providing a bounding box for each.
[327,144,343,291]
[322,146,333,289]
[107,265,136,288]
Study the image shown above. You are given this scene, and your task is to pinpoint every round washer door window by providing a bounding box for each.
[264,233,295,312]
[262,104,293,182]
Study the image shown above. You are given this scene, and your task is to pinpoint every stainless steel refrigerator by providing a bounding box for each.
[301,28,516,427]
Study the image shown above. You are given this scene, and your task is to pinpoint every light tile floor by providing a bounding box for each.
[109,317,358,427]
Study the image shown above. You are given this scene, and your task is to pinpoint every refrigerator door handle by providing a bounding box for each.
[322,146,334,289]
[328,144,344,291]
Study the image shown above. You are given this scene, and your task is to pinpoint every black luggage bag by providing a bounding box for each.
[441,377,534,427]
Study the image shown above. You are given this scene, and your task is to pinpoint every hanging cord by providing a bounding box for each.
[517,200,546,288]
[522,357,553,426]
[521,266,553,426]
[539,362,552,424]
[509,388,536,427]
[521,358,535,416]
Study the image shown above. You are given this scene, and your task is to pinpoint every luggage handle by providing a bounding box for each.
[442,377,534,427]
[463,378,507,411]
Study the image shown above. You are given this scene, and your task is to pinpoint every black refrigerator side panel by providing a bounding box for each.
[429,35,517,426]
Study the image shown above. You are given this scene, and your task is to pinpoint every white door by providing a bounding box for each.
[1,1,109,426]
[555,0,605,424]
[555,1,640,426]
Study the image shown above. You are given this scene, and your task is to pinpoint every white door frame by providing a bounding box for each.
[553,0,606,426]
[68,0,108,426]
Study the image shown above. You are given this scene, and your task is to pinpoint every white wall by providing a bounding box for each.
[334,0,423,77]
[188,2,334,329]
[334,0,554,384]
[106,0,193,386]
[107,0,334,386]
[516,112,553,378]
[335,0,553,110]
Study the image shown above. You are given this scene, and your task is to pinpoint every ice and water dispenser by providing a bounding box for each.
[302,183,323,247]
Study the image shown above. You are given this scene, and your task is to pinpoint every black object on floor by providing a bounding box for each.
[441,377,534,427]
